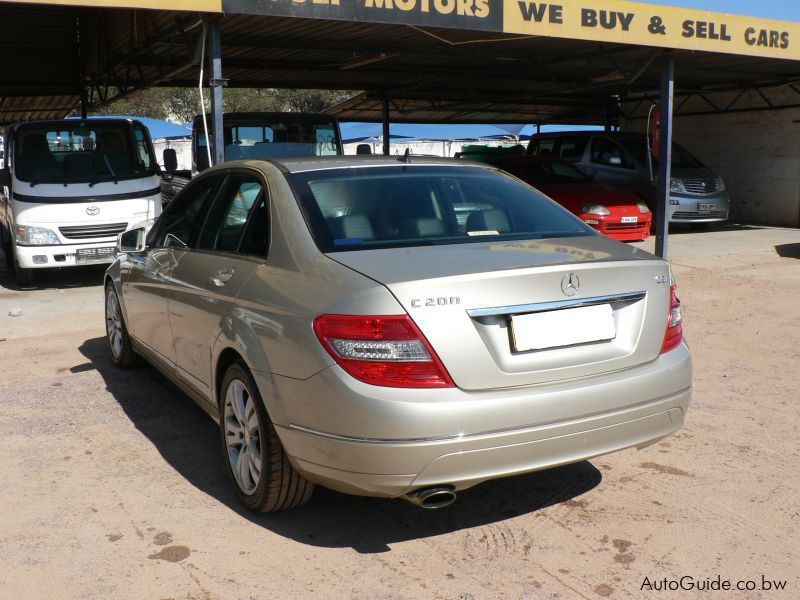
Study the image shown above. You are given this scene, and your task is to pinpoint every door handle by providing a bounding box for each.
[208,267,235,287]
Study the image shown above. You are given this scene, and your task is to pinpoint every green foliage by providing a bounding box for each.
[88,87,355,124]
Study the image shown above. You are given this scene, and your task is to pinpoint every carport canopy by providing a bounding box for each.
[1,0,798,257]
[1,0,798,123]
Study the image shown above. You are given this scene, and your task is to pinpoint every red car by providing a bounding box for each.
[474,155,652,242]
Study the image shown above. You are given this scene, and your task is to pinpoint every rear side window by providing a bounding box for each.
[288,166,594,253]
[196,177,263,253]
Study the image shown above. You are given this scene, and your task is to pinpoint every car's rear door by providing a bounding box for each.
[168,171,266,401]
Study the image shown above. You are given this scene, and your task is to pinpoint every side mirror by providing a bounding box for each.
[162,148,178,173]
[118,227,147,253]
[356,143,372,155]
[0,168,10,187]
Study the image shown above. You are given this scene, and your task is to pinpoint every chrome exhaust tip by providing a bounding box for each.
[403,487,457,509]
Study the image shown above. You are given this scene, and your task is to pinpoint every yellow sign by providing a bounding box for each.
[504,0,800,61]
[3,0,799,61]
[1,0,221,11]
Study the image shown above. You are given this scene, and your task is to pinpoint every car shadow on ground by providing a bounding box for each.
[775,243,800,259]
[79,336,603,554]
[0,247,107,291]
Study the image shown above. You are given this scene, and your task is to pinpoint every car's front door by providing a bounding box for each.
[168,173,267,401]
[124,173,223,366]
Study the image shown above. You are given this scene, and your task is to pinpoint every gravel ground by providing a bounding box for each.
[0,224,798,599]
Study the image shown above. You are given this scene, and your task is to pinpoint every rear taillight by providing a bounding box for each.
[313,314,455,388]
[661,284,683,354]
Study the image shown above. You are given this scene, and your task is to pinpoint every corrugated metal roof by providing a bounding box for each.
[0,6,798,125]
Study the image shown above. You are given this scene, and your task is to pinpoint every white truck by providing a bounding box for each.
[161,112,344,204]
[0,118,162,285]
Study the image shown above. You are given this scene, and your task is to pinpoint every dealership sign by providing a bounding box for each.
[7,0,799,60]
[223,0,799,60]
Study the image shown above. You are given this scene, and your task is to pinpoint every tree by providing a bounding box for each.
[87,87,356,122]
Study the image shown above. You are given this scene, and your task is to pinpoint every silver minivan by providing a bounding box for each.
[527,131,729,225]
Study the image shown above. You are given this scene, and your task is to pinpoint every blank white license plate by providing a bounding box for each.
[511,304,616,352]
[698,203,717,211]
[621,216,638,223]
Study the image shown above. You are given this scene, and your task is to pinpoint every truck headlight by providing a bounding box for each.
[717,177,726,192]
[670,178,685,193]
[582,204,611,216]
[15,225,60,245]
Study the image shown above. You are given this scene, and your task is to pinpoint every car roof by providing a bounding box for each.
[531,130,647,140]
[214,155,489,174]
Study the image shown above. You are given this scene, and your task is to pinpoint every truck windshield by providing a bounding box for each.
[14,122,157,184]
[195,118,340,169]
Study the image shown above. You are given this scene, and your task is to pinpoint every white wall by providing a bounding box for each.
[153,138,192,171]
[624,106,800,227]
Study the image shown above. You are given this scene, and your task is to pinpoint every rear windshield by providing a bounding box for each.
[288,165,595,253]
[13,121,156,184]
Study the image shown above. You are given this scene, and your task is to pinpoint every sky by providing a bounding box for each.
[632,0,800,22]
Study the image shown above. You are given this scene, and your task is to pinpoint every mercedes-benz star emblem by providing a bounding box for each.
[86,206,100,216]
[561,273,580,297]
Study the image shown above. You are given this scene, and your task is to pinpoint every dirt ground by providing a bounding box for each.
[0,225,798,600]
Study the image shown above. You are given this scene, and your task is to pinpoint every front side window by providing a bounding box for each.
[133,124,154,170]
[591,138,635,169]
[556,137,589,162]
[13,121,156,184]
[519,160,590,184]
[289,166,594,253]
[149,175,222,248]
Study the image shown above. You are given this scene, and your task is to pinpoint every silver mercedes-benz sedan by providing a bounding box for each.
[105,156,691,512]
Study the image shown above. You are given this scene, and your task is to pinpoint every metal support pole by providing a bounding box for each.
[382,96,390,156]
[209,20,225,166]
[655,58,674,259]
[80,89,88,119]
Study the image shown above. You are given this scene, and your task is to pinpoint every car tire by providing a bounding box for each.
[220,361,314,512]
[105,283,139,368]
[14,264,33,286]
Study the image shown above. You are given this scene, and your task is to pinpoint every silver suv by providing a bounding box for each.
[528,131,729,224]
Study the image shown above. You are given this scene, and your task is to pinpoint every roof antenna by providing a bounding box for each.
[398,148,411,163]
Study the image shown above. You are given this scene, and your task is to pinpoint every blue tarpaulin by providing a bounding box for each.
[69,115,192,140]
[339,122,601,144]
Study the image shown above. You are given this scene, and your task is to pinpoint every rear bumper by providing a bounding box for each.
[261,343,691,497]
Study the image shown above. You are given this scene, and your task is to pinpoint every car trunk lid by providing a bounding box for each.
[328,236,671,390]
